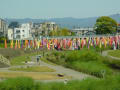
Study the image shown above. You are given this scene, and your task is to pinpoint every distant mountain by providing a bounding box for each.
[5,14,120,29]
[109,13,120,23]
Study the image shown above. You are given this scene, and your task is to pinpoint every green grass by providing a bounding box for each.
[10,51,43,65]
[0,76,120,90]
[9,66,55,72]
[10,55,31,65]
[41,57,57,66]
[108,50,120,58]
[0,77,34,90]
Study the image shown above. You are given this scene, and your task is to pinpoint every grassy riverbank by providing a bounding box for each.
[45,49,120,77]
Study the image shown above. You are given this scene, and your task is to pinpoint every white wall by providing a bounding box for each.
[7,28,13,40]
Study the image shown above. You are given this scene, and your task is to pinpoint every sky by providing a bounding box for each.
[0,0,120,19]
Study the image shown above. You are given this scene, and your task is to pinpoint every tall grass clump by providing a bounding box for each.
[0,77,34,90]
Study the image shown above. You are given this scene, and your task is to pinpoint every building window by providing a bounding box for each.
[16,30,20,33]
[22,30,25,32]
[16,35,20,39]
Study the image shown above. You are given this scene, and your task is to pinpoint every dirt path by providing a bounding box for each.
[31,56,92,80]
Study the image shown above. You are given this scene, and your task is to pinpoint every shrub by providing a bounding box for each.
[65,50,103,63]
[79,51,101,62]
[65,51,80,63]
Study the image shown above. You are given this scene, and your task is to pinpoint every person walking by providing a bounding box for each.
[36,56,40,64]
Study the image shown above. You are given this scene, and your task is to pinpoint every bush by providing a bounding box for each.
[65,50,103,63]
[79,51,101,62]
[65,51,80,63]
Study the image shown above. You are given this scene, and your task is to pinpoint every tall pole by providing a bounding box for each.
[116,23,118,35]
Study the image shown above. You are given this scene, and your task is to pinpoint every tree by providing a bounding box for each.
[8,22,19,29]
[0,36,7,40]
[49,28,73,36]
[94,16,117,34]
[60,28,71,36]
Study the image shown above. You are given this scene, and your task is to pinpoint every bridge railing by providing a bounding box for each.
[41,34,120,39]
[9,33,120,40]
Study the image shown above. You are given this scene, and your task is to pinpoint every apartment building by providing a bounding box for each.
[32,22,58,37]
[14,23,32,40]
[0,19,8,37]
[70,27,95,35]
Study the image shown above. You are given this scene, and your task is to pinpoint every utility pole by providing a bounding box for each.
[116,24,118,35]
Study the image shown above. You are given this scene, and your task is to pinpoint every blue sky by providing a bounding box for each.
[0,0,120,18]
